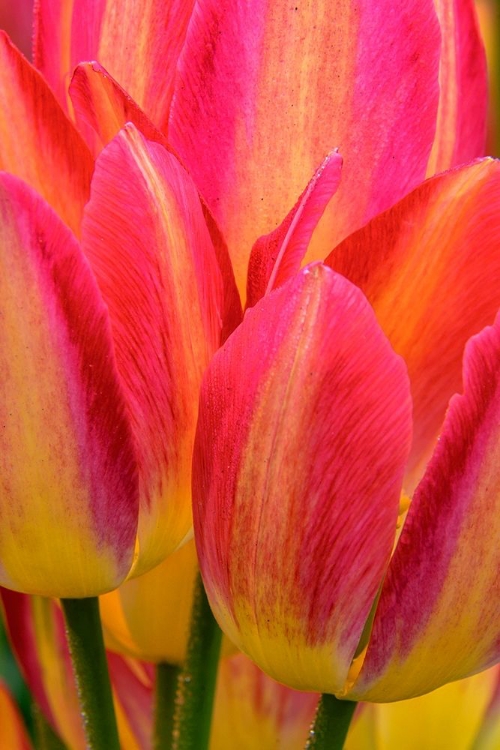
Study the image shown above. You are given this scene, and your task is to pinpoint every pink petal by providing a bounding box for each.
[427,0,488,173]
[246,150,342,308]
[169,0,441,297]
[193,264,412,693]
[34,0,195,124]
[349,315,500,701]
[0,32,92,236]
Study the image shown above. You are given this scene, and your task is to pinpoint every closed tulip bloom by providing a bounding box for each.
[0,122,225,598]
[193,156,500,700]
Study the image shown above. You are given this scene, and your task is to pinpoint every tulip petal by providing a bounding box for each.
[427,0,488,174]
[100,540,199,664]
[0,0,33,57]
[0,32,93,236]
[34,0,194,125]
[212,654,318,750]
[246,150,342,309]
[0,175,139,597]
[193,265,412,693]
[347,668,500,750]
[70,61,166,157]
[82,124,224,572]
[0,681,32,750]
[70,63,242,341]
[325,158,500,486]
[169,0,441,296]
[349,315,500,701]
[1,589,86,748]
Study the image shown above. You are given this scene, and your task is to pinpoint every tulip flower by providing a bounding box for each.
[0,0,494,746]
[0,123,226,599]
[192,156,500,711]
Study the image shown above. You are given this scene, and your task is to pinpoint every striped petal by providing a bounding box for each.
[427,0,488,174]
[1,589,86,748]
[212,654,318,750]
[349,315,500,701]
[34,0,194,124]
[0,175,138,598]
[0,32,93,236]
[246,150,342,309]
[70,61,166,157]
[70,63,242,341]
[169,0,441,297]
[193,265,412,693]
[325,158,500,487]
[0,681,32,750]
[81,124,224,573]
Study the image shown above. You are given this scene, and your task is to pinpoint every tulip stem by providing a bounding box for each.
[154,662,180,749]
[61,597,120,750]
[174,572,222,750]
[306,694,357,750]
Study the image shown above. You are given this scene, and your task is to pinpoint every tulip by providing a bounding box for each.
[193,156,500,705]
[0,0,494,746]
[23,0,485,300]
[0,122,226,599]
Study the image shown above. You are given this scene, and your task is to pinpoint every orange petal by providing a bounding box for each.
[326,158,500,487]
[0,32,92,236]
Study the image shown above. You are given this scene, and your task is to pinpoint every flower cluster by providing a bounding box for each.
[0,0,499,747]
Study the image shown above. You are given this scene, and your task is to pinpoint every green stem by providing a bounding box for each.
[174,572,222,750]
[153,662,180,750]
[306,694,357,750]
[60,597,119,750]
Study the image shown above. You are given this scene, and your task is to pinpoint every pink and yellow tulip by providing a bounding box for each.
[0,118,227,598]
[193,152,500,700]
[0,0,498,741]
